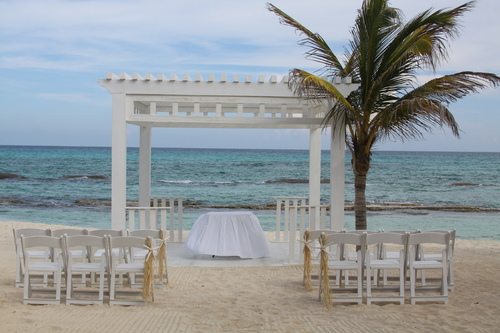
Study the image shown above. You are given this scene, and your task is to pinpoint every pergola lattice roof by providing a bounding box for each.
[101,72,356,129]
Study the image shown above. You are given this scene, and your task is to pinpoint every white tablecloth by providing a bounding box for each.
[186,211,270,258]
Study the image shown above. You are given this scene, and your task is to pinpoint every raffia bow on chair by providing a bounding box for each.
[302,230,313,291]
[158,229,168,285]
[143,237,155,302]
[319,233,331,308]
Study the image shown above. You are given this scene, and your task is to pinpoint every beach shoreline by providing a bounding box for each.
[2,220,500,332]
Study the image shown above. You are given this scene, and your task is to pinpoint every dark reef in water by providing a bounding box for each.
[0,172,25,180]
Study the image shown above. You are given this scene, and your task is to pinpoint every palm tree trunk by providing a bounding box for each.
[354,169,368,230]
[353,147,370,230]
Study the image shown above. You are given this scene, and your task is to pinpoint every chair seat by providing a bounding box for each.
[384,251,401,259]
[95,248,119,257]
[25,250,50,258]
[422,253,444,261]
[412,260,442,269]
[28,262,62,272]
[328,260,359,270]
[71,262,105,272]
[369,259,401,268]
[132,249,148,259]
[115,262,144,272]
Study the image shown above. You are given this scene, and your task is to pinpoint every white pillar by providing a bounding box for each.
[331,123,345,231]
[309,127,322,230]
[138,126,152,207]
[111,93,127,230]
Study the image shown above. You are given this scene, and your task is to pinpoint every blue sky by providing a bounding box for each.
[0,0,498,151]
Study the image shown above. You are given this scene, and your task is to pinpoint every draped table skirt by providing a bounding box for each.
[186,211,270,259]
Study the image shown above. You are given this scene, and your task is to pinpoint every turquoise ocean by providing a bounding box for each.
[1,145,499,240]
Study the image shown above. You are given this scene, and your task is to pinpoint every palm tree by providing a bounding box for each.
[268,0,500,230]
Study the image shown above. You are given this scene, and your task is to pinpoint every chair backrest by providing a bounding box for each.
[324,232,366,247]
[62,235,106,264]
[20,235,62,264]
[366,232,408,246]
[64,235,105,249]
[89,229,123,237]
[51,228,88,237]
[106,236,149,267]
[128,229,163,239]
[408,232,450,246]
[13,228,51,252]
[343,229,378,234]
[306,230,339,242]
[21,235,62,250]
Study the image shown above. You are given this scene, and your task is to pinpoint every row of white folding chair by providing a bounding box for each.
[316,231,402,305]
[12,228,125,288]
[62,230,166,305]
[316,231,451,306]
[20,234,152,305]
[365,230,453,302]
[379,229,455,289]
[303,229,381,288]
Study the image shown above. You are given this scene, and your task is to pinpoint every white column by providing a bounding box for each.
[331,123,345,231]
[111,93,127,230]
[138,126,152,207]
[309,127,322,230]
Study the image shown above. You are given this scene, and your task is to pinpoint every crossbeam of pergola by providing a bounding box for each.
[100,72,358,231]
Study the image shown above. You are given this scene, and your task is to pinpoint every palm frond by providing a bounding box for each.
[371,71,500,140]
[267,3,344,75]
[289,69,355,112]
[407,71,500,104]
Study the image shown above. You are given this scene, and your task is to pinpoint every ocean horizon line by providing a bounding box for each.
[1,144,499,154]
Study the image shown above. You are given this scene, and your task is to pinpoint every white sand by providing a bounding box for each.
[1,220,500,332]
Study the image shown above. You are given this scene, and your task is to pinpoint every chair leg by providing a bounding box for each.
[399,265,405,304]
[55,270,61,303]
[109,271,116,305]
[366,265,372,305]
[442,264,448,303]
[23,269,30,304]
[98,268,105,303]
[66,268,72,302]
[357,267,362,304]
[421,270,426,286]
[410,267,416,305]
[15,254,22,288]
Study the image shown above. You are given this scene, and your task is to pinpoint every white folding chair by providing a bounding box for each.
[63,235,107,305]
[21,235,64,305]
[408,232,450,304]
[52,229,89,285]
[88,229,124,259]
[318,232,366,305]
[128,229,169,285]
[12,228,51,288]
[365,232,408,304]
[106,236,151,306]
[302,230,341,290]
[419,230,456,289]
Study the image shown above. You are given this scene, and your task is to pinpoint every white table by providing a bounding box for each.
[186,211,270,258]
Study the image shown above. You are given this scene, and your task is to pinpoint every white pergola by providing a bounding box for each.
[100,72,358,232]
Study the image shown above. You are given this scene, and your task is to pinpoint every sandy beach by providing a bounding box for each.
[2,221,500,332]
